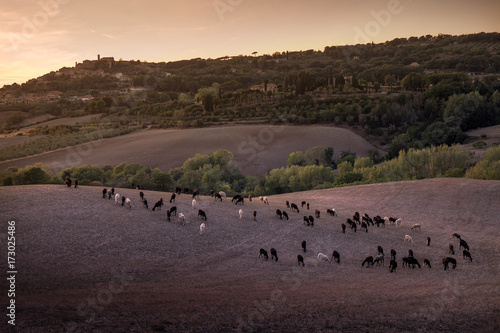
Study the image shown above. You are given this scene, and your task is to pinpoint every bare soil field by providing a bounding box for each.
[1,178,499,332]
[0,125,381,176]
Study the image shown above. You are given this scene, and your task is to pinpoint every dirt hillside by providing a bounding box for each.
[0,125,381,176]
[0,178,499,332]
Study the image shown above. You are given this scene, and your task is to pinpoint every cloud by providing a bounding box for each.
[102,33,116,39]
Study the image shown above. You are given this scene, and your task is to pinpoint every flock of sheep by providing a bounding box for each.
[89,183,474,273]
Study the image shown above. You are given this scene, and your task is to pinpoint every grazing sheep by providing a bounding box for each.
[315,210,320,219]
[362,256,374,268]
[152,200,163,211]
[259,249,269,261]
[142,199,149,209]
[341,223,346,234]
[404,235,413,244]
[326,208,337,216]
[291,203,299,213]
[361,221,368,232]
[263,197,269,205]
[408,257,421,269]
[198,209,207,221]
[410,223,421,232]
[443,257,457,270]
[175,186,182,195]
[239,209,243,220]
[276,209,283,219]
[317,253,332,264]
[459,239,469,251]
[178,213,186,225]
[193,189,200,199]
[424,259,431,268]
[463,250,473,262]
[169,193,176,203]
[210,190,214,197]
[270,248,278,261]
[108,189,113,200]
[232,195,242,203]
[301,240,307,253]
[452,233,461,240]
[297,255,305,267]
[402,257,420,268]
[74,180,78,188]
[307,203,309,210]
[136,184,141,190]
[166,209,171,222]
[353,212,360,224]
[408,249,414,258]
[389,260,398,273]
[140,191,144,200]
[102,188,107,199]
[301,201,306,208]
[373,255,384,266]
[308,215,314,226]
[169,206,177,216]
[248,195,252,202]
[214,193,223,201]
[125,198,132,209]
[427,236,431,246]
[192,199,196,209]
[332,251,340,264]
[199,223,206,234]
[303,216,310,226]
[65,179,72,187]
[121,196,126,206]
[377,246,384,256]
[395,218,403,227]
[253,211,257,221]
[448,243,455,255]
[285,201,290,208]
[115,193,121,205]
[375,216,385,228]
[282,211,289,220]
[219,191,226,199]
[390,249,396,261]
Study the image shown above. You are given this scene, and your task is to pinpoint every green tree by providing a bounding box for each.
[287,151,307,167]
[151,169,174,191]
[401,72,424,91]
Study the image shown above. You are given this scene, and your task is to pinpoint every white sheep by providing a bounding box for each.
[239,209,243,220]
[192,199,196,209]
[114,193,121,205]
[125,198,132,209]
[404,234,413,244]
[199,223,206,234]
[263,197,269,205]
[317,253,332,264]
[396,218,403,227]
[178,213,185,225]
[410,223,421,231]
[384,216,390,224]
[219,191,226,199]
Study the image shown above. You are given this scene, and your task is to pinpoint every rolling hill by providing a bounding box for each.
[1,178,499,332]
[0,125,381,176]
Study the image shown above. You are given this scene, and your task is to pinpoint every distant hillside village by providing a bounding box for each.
[2,32,499,106]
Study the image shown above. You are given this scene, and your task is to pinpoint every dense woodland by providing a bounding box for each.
[1,33,500,192]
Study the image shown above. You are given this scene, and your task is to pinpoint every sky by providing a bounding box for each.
[1,0,499,88]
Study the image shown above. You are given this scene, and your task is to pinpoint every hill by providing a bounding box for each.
[0,125,380,176]
[1,178,499,332]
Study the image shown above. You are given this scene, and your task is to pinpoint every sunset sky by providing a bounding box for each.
[1,0,499,87]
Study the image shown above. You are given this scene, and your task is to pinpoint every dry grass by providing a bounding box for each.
[1,178,499,332]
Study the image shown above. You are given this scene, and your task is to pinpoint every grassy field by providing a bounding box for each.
[1,178,499,332]
[0,125,381,176]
